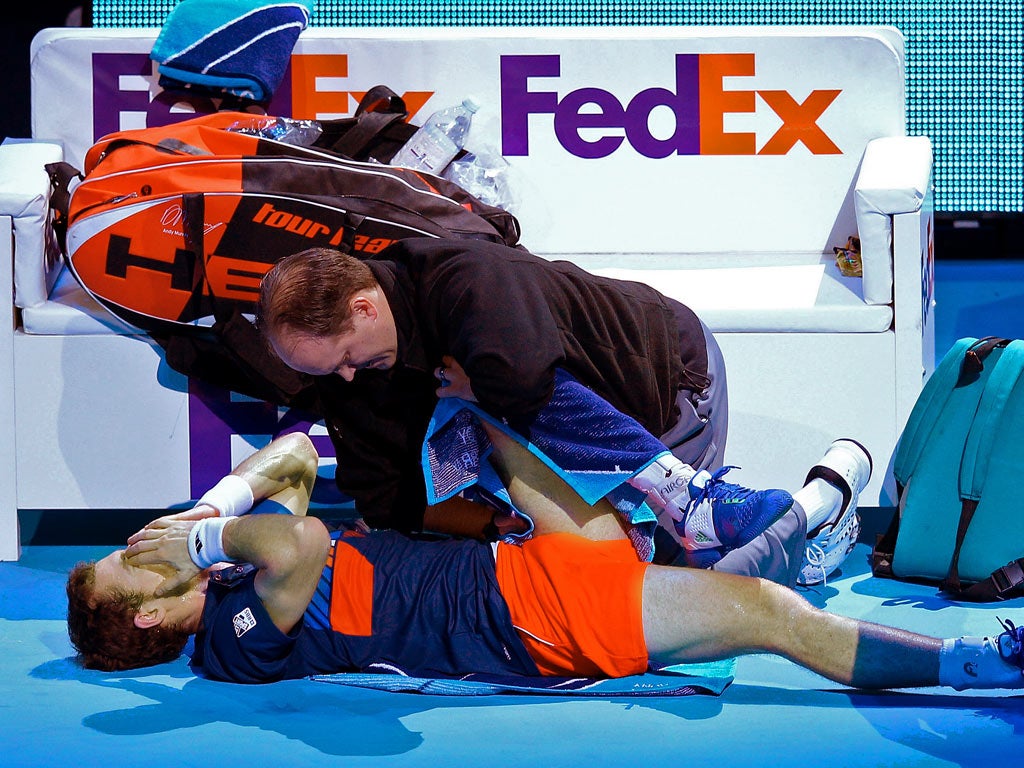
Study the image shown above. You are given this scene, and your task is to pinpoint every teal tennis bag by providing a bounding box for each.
[872,337,1024,601]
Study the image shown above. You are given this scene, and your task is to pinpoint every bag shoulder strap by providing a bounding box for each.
[941,340,1024,598]
[958,339,1024,501]
[44,161,83,257]
[893,337,984,485]
[314,85,415,162]
[870,504,902,580]
[328,110,409,159]
[943,559,1024,602]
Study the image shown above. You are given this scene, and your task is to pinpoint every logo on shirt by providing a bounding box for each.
[233,607,258,638]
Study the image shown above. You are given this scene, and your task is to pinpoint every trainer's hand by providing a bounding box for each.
[493,511,530,536]
[436,355,476,401]
[125,518,202,597]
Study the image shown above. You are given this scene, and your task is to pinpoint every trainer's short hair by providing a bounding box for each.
[256,248,377,339]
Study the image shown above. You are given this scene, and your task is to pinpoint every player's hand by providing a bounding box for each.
[146,504,220,525]
[125,517,203,597]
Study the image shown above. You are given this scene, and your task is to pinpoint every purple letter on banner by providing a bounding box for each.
[187,379,337,500]
[554,87,625,159]
[91,53,153,144]
[625,54,700,158]
[500,54,561,156]
[91,52,226,141]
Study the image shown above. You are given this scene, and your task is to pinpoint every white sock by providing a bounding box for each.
[793,478,843,534]
[939,636,1024,690]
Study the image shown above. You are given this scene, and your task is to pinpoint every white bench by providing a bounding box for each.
[0,25,934,560]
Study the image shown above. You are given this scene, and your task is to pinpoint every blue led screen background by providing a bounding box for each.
[91,0,1023,214]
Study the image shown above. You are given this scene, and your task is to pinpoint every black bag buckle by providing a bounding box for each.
[992,560,1024,594]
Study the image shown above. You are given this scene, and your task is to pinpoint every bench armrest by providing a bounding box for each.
[855,135,934,305]
[0,140,65,309]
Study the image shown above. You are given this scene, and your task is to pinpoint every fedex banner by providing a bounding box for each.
[32,26,905,256]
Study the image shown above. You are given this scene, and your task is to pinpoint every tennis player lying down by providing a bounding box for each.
[66,430,1023,692]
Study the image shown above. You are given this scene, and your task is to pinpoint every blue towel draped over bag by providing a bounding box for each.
[151,0,314,102]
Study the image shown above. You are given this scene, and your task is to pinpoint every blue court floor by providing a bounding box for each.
[3,256,1023,767]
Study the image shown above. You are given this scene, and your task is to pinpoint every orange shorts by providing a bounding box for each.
[494,533,650,678]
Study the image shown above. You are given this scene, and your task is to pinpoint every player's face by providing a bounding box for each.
[93,549,199,598]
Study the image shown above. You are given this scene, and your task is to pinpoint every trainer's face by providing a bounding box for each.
[270,294,399,381]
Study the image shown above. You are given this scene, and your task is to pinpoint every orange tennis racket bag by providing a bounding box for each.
[47,108,522,335]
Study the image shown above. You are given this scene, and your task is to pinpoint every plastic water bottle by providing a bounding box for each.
[391,97,480,174]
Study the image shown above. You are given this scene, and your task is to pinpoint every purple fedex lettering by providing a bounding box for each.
[501,54,700,158]
[92,53,221,138]
[623,64,700,158]
[500,54,560,156]
[501,53,841,157]
[554,87,625,159]
[187,379,339,502]
[92,53,155,141]
[91,53,295,142]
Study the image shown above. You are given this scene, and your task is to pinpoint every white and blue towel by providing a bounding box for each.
[151,0,314,101]
[310,658,736,697]
[422,369,676,561]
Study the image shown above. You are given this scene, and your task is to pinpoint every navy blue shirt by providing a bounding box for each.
[190,530,539,683]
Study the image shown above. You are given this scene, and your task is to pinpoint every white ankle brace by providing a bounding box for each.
[939,636,1024,691]
[627,454,695,522]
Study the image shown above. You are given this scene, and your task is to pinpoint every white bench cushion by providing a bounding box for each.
[25,254,890,337]
[21,266,142,335]
[577,254,892,333]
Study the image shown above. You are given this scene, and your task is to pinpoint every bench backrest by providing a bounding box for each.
[31,26,905,260]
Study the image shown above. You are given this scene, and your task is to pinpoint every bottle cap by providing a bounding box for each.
[462,97,481,113]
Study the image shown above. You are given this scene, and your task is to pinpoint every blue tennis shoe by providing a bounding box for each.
[997,617,1024,676]
[676,466,794,553]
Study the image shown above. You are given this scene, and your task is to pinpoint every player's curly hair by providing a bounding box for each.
[66,560,190,671]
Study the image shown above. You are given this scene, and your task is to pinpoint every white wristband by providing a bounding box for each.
[197,474,254,517]
[187,517,233,569]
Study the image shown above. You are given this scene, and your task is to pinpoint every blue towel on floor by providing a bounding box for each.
[151,0,314,101]
[309,659,735,697]
[422,369,674,561]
